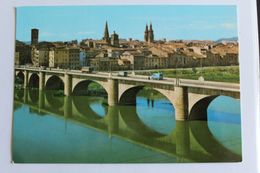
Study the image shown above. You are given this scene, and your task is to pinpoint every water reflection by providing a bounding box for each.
[13,89,242,163]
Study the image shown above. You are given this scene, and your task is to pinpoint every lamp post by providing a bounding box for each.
[200,58,203,76]
[175,56,179,86]
[109,59,112,78]
[198,58,205,82]
[132,57,135,76]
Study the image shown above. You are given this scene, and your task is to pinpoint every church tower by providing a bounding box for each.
[103,21,110,44]
[148,23,154,43]
[111,31,119,47]
[31,28,39,45]
[144,22,154,43]
[144,24,149,42]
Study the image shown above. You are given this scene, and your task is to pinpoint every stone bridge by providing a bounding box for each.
[15,67,240,121]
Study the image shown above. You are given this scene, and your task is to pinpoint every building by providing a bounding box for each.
[89,57,119,71]
[144,55,169,69]
[81,39,95,48]
[14,52,20,65]
[31,47,49,67]
[69,48,80,69]
[120,51,146,70]
[49,47,80,69]
[49,47,69,68]
[107,48,123,58]
[15,40,32,65]
[85,49,100,66]
[80,49,87,67]
[31,28,39,45]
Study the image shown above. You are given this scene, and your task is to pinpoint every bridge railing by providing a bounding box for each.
[179,79,240,91]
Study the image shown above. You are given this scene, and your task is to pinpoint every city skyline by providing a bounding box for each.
[16,5,238,42]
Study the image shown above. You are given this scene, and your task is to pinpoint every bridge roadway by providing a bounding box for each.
[15,67,240,121]
[15,67,239,92]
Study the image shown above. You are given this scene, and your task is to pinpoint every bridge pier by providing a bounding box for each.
[64,96,72,118]
[38,90,45,110]
[23,89,28,104]
[107,106,119,136]
[176,121,190,159]
[174,87,189,121]
[39,72,45,90]
[108,79,118,106]
[64,73,72,96]
[24,70,29,88]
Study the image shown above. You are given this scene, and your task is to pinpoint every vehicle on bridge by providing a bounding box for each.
[118,71,128,77]
[81,66,93,73]
[148,72,163,80]
[40,66,46,70]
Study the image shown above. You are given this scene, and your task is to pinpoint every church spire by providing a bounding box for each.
[144,23,149,42]
[103,21,110,44]
[149,22,153,32]
[148,22,154,43]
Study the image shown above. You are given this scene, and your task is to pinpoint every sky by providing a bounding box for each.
[16,5,238,42]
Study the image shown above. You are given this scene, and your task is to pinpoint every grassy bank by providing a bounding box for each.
[136,66,240,83]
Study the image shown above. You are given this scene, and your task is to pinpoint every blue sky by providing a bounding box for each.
[16,5,238,42]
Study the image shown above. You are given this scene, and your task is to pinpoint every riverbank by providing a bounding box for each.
[136,66,240,83]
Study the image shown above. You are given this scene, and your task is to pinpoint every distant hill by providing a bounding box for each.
[16,41,31,45]
[216,37,238,43]
[23,41,31,45]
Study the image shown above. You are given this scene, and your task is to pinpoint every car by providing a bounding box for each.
[81,66,94,73]
[149,72,163,80]
[40,66,46,70]
[118,71,128,77]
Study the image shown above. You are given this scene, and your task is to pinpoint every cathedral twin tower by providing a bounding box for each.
[144,23,154,43]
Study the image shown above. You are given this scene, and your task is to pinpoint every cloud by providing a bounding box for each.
[41,32,55,37]
[220,23,237,30]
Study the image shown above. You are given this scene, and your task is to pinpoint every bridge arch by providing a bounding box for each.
[119,85,144,105]
[72,96,108,120]
[119,106,166,137]
[15,71,25,85]
[28,73,39,88]
[189,95,239,120]
[189,121,241,161]
[118,85,176,135]
[45,75,64,90]
[14,89,24,101]
[28,89,39,104]
[119,85,176,108]
[72,79,109,97]
[44,91,64,111]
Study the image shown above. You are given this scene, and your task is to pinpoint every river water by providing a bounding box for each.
[12,89,242,163]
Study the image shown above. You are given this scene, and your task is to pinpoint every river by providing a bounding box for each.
[12,88,242,163]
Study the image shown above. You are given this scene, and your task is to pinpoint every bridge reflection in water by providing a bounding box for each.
[13,88,242,163]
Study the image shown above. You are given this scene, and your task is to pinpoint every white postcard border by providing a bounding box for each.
[0,0,259,173]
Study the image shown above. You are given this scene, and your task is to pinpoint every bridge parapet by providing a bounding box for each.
[179,79,240,92]
[118,79,175,91]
